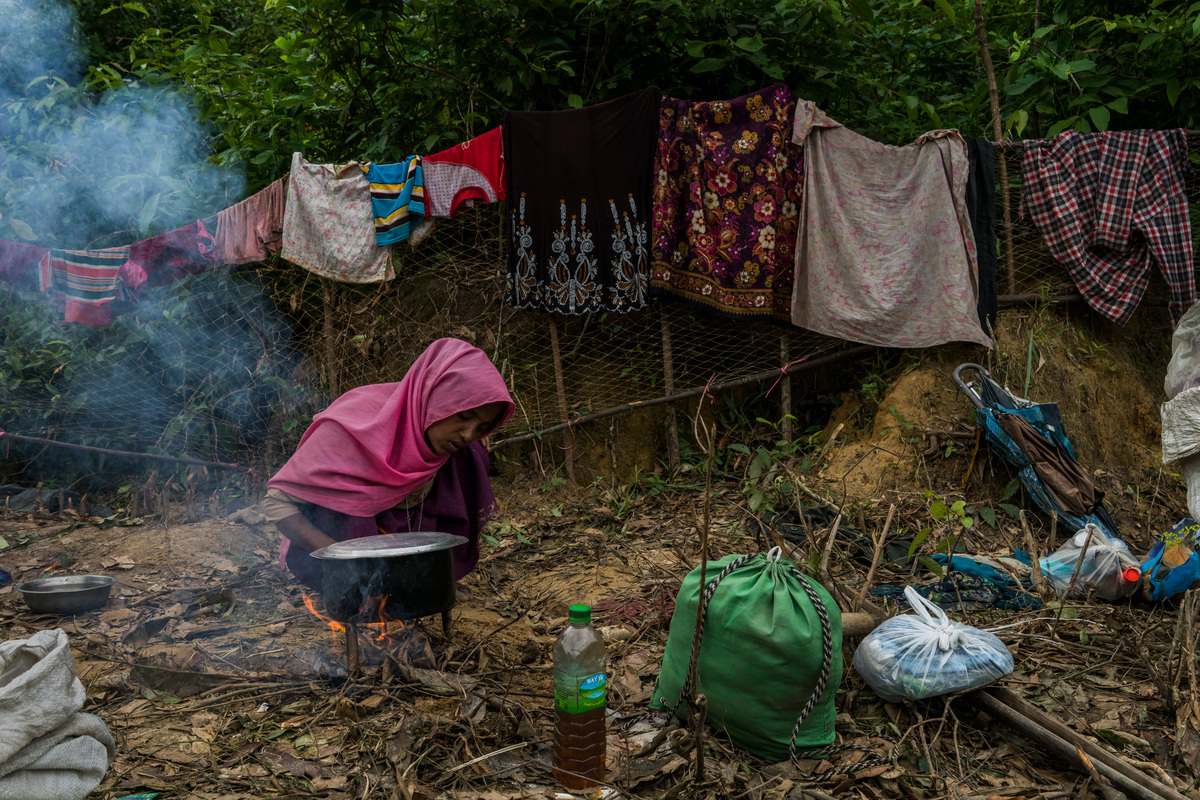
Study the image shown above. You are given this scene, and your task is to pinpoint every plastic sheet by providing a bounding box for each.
[853,586,1014,702]
[1165,302,1200,400]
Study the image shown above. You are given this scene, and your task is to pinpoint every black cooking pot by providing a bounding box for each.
[311,532,467,623]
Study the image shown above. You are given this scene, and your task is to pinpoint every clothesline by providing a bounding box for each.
[0,89,1194,341]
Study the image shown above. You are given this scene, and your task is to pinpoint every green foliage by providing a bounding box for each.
[926,490,975,530]
[999,0,1200,137]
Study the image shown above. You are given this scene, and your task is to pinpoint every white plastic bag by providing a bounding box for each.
[1183,455,1200,524]
[853,587,1014,702]
[1038,524,1140,601]
[1161,387,1200,464]
[1165,303,1200,400]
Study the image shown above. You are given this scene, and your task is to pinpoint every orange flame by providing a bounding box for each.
[302,593,345,632]
[302,592,403,647]
[359,594,405,645]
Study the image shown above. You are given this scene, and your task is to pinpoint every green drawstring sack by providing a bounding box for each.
[649,550,843,761]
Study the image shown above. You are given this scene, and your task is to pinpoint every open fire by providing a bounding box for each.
[302,592,408,675]
[302,591,440,678]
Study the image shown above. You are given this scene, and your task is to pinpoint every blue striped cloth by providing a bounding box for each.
[362,157,425,245]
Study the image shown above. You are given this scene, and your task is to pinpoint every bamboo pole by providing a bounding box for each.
[973,0,1016,294]
[974,688,1188,800]
[660,307,681,470]
[547,316,575,483]
[322,278,340,399]
[492,344,876,449]
[779,331,793,442]
[0,432,247,472]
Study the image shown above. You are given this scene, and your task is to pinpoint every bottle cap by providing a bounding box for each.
[568,604,591,624]
[1122,567,1141,583]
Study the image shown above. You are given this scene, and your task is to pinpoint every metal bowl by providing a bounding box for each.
[16,575,116,614]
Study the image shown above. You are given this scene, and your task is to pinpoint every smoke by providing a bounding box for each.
[0,0,300,486]
[0,0,245,248]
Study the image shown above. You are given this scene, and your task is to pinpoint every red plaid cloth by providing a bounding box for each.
[1020,129,1194,326]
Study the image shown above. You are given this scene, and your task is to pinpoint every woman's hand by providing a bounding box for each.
[277,514,338,554]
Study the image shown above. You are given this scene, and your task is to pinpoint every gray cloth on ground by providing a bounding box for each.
[0,629,115,800]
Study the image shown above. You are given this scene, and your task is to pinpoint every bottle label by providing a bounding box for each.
[555,671,606,713]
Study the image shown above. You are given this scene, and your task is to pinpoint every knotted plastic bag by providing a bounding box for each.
[1039,524,1140,601]
[854,586,1013,702]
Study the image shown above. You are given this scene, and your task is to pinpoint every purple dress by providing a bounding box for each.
[285,442,496,591]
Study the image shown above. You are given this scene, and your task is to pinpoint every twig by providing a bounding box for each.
[445,741,528,772]
[818,513,843,605]
[1058,525,1096,617]
[817,422,844,465]
[1021,511,1046,598]
[853,504,894,613]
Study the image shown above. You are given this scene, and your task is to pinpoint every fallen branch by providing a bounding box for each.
[971,687,1187,800]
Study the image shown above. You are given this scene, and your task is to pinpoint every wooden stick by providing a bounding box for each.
[322,278,339,399]
[687,420,716,783]
[547,317,575,483]
[818,513,843,606]
[661,307,681,471]
[972,691,1159,800]
[854,504,895,613]
[973,0,1016,294]
[492,345,876,449]
[345,623,360,677]
[978,687,1187,800]
[779,332,793,442]
[1021,511,1047,598]
[1061,524,1096,604]
[0,431,246,472]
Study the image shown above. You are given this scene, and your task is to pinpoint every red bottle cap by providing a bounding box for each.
[1122,567,1141,583]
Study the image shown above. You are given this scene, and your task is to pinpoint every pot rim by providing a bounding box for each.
[310,531,468,560]
[17,574,117,594]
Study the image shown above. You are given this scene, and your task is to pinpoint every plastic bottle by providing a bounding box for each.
[552,603,607,789]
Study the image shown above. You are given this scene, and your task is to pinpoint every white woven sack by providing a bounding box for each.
[0,629,114,800]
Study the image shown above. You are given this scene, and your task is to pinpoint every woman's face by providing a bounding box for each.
[424,401,506,456]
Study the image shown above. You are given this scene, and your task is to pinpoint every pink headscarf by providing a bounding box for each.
[268,338,515,517]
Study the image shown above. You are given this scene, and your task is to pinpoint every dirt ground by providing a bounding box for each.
[3,302,1200,800]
